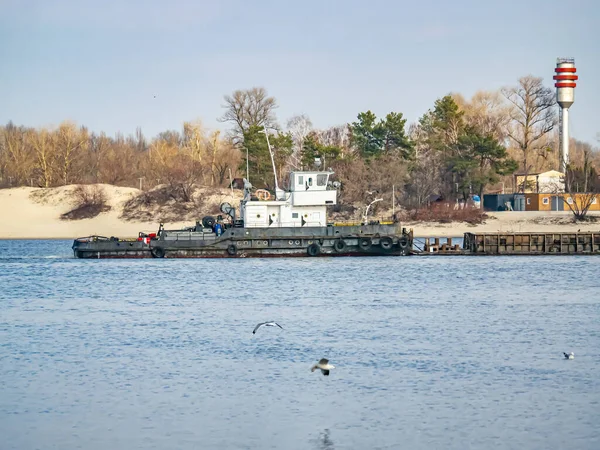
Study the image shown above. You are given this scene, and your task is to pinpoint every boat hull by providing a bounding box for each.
[72,224,413,259]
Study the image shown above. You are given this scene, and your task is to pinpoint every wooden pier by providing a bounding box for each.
[418,237,463,254]
[413,232,600,255]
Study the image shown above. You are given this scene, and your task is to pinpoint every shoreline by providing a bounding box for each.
[2,186,600,240]
[2,216,599,240]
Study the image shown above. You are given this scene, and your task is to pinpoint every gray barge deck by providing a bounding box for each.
[413,232,600,255]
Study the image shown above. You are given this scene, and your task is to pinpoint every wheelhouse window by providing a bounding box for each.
[317,174,327,186]
[292,213,299,219]
[308,177,313,186]
[298,176,304,185]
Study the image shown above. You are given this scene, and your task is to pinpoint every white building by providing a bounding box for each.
[514,170,565,193]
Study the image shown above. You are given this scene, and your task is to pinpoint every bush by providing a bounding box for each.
[61,185,111,220]
[399,203,488,225]
[120,185,206,223]
[329,203,357,221]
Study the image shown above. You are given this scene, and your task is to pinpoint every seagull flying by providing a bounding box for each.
[564,352,574,360]
[311,358,335,376]
[252,322,283,334]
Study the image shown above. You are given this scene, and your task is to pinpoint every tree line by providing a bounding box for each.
[0,121,241,195]
[1,76,599,210]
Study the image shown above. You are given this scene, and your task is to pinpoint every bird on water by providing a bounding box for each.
[564,352,574,360]
[252,322,283,334]
[311,358,335,376]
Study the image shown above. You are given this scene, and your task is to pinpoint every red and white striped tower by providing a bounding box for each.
[553,57,577,173]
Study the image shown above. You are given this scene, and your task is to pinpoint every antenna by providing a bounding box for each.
[259,126,284,200]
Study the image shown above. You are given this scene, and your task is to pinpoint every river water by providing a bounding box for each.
[1,240,599,450]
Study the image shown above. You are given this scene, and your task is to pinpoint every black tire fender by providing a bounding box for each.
[333,239,347,252]
[398,236,409,250]
[359,237,372,250]
[380,236,393,250]
[307,243,321,256]
[227,244,237,256]
[151,247,165,258]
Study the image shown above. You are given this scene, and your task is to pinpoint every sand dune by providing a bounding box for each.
[0,185,237,239]
[0,185,598,239]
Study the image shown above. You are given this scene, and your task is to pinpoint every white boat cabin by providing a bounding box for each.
[241,171,337,228]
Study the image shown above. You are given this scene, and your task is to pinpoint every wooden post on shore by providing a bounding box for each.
[392,185,395,219]
[228,168,234,198]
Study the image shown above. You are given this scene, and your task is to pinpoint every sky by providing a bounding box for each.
[1,0,599,145]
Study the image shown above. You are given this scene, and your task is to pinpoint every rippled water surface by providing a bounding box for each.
[1,240,599,450]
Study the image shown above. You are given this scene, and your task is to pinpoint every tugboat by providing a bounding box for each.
[72,172,412,258]
[72,130,413,259]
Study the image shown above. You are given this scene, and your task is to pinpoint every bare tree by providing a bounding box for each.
[209,130,221,185]
[134,127,147,152]
[87,132,112,183]
[367,155,409,206]
[56,121,88,185]
[29,128,56,187]
[315,125,352,158]
[405,155,442,208]
[148,138,206,201]
[286,114,313,168]
[566,138,595,169]
[213,141,241,186]
[405,123,442,206]
[182,121,208,164]
[0,123,35,186]
[502,76,557,192]
[219,87,278,141]
[156,130,182,146]
[563,148,599,221]
[98,139,139,186]
[165,154,203,203]
[454,90,511,141]
[332,157,370,205]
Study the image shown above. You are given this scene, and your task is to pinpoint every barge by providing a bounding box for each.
[72,169,413,259]
[414,232,600,255]
[462,231,600,255]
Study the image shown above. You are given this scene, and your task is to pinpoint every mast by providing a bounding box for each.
[260,126,284,200]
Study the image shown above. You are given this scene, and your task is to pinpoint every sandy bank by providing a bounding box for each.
[0,185,237,239]
[407,211,600,237]
[1,186,599,239]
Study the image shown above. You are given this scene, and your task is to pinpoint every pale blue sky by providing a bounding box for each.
[1,0,598,144]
